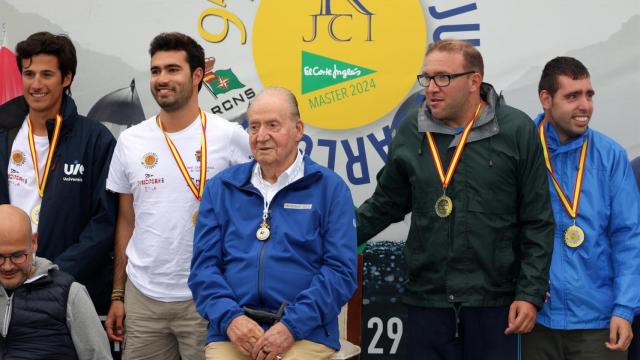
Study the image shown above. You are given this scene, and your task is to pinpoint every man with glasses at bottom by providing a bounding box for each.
[356,39,555,360]
[0,205,111,359]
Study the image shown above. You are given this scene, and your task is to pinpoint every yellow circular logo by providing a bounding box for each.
[141,152,158,169]
[11,150,25,166]
[253,1,426,130]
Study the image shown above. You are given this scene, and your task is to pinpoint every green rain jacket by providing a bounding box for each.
[357,84,554,309]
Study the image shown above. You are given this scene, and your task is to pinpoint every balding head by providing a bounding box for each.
[0,205,37,290]
[0,205,32,245]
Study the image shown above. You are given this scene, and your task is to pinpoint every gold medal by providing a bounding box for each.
[159,110,208,225]
[256,224,270,241]
[539,121,589,249]
[564,224,585,248]
[31,204,40,225]
[435,195,453,218]
[426,103,483,220]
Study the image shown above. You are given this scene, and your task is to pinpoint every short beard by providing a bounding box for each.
[156,94,190,111]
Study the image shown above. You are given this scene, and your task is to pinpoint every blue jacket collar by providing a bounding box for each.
[533,112,590,154]
[0,94,79,136]
[220,153,323,190]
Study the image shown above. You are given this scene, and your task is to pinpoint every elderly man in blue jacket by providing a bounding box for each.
[189,87,357,360]
[523,57,640,360]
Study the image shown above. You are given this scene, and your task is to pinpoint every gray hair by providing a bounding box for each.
[248,87,301,122]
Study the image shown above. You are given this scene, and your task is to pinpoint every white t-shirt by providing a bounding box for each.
[8,118,49,232]
[106,112,251,301]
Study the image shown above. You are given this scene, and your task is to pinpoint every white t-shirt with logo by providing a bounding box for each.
[106,112,251,301]
[8,118,49,232]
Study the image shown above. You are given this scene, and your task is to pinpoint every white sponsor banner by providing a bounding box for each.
[2,0,638,241]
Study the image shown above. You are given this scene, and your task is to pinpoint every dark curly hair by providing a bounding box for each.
[15,32,77,95]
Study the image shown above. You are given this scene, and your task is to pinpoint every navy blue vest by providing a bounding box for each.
[1,269,79,359]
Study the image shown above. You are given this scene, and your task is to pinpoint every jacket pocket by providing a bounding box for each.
[466,196,518,290]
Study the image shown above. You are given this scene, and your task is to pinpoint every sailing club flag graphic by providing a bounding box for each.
[202,57,245,97]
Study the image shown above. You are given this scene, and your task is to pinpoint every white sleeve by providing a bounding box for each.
[67,282,113,360]
[106,136,132,194]
[227,123,252,165]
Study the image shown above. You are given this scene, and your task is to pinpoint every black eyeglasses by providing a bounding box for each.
[417,71,475,88]
[0,253,30,265]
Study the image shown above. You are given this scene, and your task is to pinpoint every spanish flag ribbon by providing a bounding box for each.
[539,121,588,219]
[426,103,483,190]
[27,114,62,198]
[158,109,208,200]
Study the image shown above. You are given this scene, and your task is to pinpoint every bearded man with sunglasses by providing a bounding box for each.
[357,39,555,360]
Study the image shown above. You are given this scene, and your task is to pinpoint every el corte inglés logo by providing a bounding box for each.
[253,0,426,130]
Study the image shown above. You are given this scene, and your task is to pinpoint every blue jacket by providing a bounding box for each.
[0,95,117,314]
[534,114,640,329]
[632,156,640,186]
[189,155,357,350]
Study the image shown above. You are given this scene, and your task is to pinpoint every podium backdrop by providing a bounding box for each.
[2,2,638,358]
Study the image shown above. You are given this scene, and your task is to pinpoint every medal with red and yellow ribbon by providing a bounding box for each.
[27,114,62,198]
[27,115,62,225]
[426,103,483,218]
[157,109,207,225]
[539,121,588,248]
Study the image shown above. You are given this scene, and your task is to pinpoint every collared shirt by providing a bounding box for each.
[251,149,304,204]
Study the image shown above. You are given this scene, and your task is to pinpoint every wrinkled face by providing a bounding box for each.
[422,51,476,123]
[21,54,71,118]
[541,75,594,143]
[150,50,201,111]
[248,94,303,172]
[0,231,36,290]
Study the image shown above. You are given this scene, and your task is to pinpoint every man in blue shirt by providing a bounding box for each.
[523,57,640,360]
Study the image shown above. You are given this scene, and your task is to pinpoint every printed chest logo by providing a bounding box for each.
[253,0,426,129]
[137,173,165,192]
[63,162,85,182]
[64,163,84,176]
[141,152,159,169]
[11,150,26,166]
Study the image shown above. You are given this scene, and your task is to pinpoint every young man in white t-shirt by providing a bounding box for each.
[104,32,251,360]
